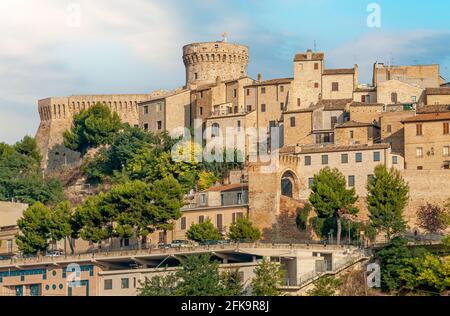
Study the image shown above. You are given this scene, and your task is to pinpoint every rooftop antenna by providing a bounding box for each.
[222,32,228,43]
[313,40,317,51]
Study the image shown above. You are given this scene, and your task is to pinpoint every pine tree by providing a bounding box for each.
[309,168,358,245]
[367,165,409,241]
[250,258,284,296]
[228,217,261,242]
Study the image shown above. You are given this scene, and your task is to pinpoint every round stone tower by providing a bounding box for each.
[183,41,249,88]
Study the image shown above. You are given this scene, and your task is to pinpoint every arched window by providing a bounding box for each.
[211,123,220,138]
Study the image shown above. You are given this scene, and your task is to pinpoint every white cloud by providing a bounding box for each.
[327,30,450,84]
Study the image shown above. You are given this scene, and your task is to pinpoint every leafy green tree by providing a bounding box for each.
[307,276,342,296]
[138,274,178,296]
[16,202,52,254]
[228,217,261,242]
[48,201,73,248]
[186,219,222,242]
[251,258,284,296]
[0,137,63,205]
[221,270,244,296]
[197,171,219,191]
[63,103,122,155]
[74,177,183,246]
[398,252,450,295]
[296,203,312,231]
[309,168,358,245]
[14,136,42,166]
[443,235,450,248]
[367,165,409,241]
[176,254,224,296]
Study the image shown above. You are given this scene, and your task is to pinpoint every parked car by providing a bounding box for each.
[199,240,230,246]
[170,240,194,248]
[157,243,171,249]
[45,250,64,257]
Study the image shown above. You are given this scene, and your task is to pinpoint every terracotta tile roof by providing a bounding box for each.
[425,87,450,95]
[349,101,385,108]
[417,104,450,114]
[293,52,324,62]
[294,143,390,155]
[317,99,353,111]
[335,120,378,129]
[244,78,293,88]
[402,112,450,123]
[323,68,355,75]
[204,183,248,192]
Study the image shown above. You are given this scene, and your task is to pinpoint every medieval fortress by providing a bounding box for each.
[35,38,450,233]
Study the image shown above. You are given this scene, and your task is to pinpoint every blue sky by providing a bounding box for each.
[0,0,449,144]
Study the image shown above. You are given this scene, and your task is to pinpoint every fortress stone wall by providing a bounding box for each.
[36,92,165,170]
[183,42,249,88]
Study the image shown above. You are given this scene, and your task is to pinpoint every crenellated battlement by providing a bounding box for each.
[183,42,248,87]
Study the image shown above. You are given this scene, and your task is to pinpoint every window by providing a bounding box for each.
[121,278,129,289]
[200,193,207,204]
[237,192,243,204]
[391,92,398,103]
[143,123,149,131]
[314,82,319,88]
[194,73,198,80]
[280,86,284,92]
[416,124,423,136]
[417,166,423,170]
[361,95,366,103]
[290,117,296,127]
[416,147,423,158]
[314,63,319,70]
[232,212,244,224]
[144,106,149,114]
[247,89,250,96]
[261,104,266,112]
[412,96,417,103]
[341,154,348,164]
[199,107,203,115]
[280,102,284,111]
[221,194,225,206]
[216,214,223,231]
[261,87,266,94]
[247,105,252,112]
[180,217,187,230]
[374,151,381,162]
[332,82,339,91]
[445,165,450,170]
[349,131,354,139]
[237,120,241,131]
[211,123,220,138]
[355,153,363,163]
[304,156,312,166]
[104,279,113,290]
[234,106,238,113]
[308,178,314,189]
[443,146,450,157]
[199,91,203,99]
[392,156,398,165]
[297,98,301,107]
[198,215,205,224]
[331,116,338,128]
[159,231,166,244]
[348,176,355,187]
[157,103,163,112]
[444,122,449,135]
[234,89,237,98]
[387,124,392,133]
[322,155,329,165]
[157,121,162,130]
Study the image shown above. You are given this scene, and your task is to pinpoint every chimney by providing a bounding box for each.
[257,73,262,82]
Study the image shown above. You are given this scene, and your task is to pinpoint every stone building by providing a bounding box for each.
[402,112,450,170]
[0,202,28,256]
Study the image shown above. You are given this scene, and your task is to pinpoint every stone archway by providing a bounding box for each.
[280,170,299,199]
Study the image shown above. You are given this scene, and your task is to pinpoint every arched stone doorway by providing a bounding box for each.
[281,170,299,199]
